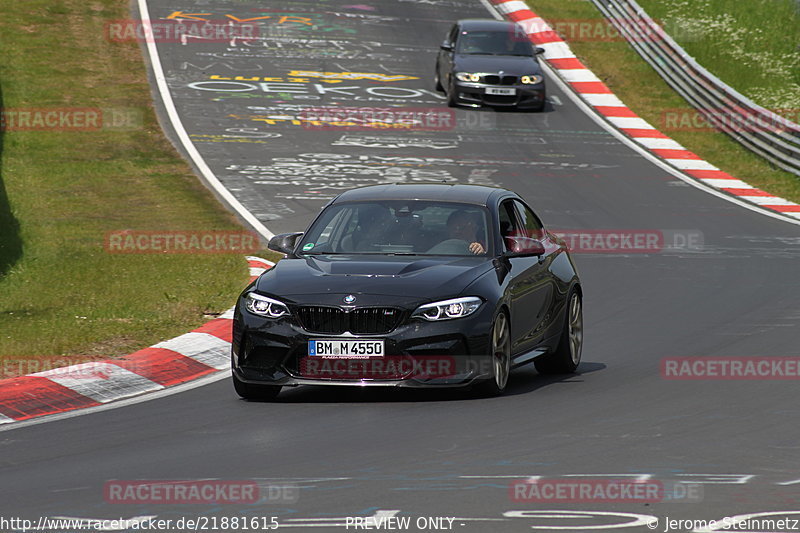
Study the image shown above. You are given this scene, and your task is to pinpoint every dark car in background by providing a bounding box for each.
[231,184,582,400]
[435,19,547,110]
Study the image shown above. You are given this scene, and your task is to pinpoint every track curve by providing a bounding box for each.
[2,0,800,529]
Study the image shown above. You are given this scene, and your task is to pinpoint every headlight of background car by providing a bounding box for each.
[245,292,290,318]
[455,72,481,82]
[520,75,544,84]
[412,297,483,321]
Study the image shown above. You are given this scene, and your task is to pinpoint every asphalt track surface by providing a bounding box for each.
[2,0,800,530]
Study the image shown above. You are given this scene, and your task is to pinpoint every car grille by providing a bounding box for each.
[297,306,403,335]
[484,94,518,105]
[483,75,517,85]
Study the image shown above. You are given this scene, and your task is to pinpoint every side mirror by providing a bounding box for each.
[504,236,545,257]
[535,47,545,55]
[440,41,453,51]
[268,232,303,256]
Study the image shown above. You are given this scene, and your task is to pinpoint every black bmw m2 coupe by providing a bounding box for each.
[232,184,582,400]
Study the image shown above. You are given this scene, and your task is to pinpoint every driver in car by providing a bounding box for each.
[427,210,485,255]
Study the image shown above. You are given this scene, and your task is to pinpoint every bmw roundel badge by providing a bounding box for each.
[344,295,356,304]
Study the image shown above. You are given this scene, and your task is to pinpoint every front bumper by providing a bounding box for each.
[453,81,545,108]
[232,301,495,388]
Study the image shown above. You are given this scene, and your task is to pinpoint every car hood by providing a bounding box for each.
[254,255,494,302]
[454,54,542,75]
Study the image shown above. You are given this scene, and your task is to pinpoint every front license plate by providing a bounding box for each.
[485,87,516,96]
[309,339,385,358]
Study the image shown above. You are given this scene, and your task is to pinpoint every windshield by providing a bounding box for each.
[456,30,533,56]
[298,201,491,256]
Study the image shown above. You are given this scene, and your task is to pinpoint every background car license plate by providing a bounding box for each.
[485,87,516,96]
[309,339,384,358]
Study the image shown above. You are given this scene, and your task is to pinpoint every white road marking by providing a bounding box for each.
[153,332,230,369]
[281,510,400,528]
[246,256,275,266]
[503,510,657,530]
[665,158,719,170]
[218,307,236,319]
[515,17,550,35]
[32,363,163,403]
[581,93,626,107]
[493,0,530,15]
[699,178,754,188]
[560,69,602,83]
[740,196,796,205]
[538,42,576,60]
[606,116,656,130]
[634,137,686,150]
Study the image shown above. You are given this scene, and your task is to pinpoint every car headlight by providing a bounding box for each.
[412,297,483,321]
[521,75,544,84]
[455,72,481,82]
[245,292,290,318]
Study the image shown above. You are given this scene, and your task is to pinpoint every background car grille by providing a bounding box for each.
[297,306,402,335]
[483,75,518,85]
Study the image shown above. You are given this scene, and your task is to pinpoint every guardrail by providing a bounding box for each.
[588,0,800,177]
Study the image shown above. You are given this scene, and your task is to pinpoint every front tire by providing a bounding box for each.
[534,289,582,374]
[232,372,281,401]
[477,311,511,396]
[434,65,443,92]
[446,76,458,108]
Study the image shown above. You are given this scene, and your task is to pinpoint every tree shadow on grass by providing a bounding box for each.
[0,81,23,278]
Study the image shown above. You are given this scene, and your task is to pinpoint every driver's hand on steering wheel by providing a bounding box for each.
[469,242,485,254]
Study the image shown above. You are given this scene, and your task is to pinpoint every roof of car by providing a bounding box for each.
[457,19,520,32]
[333,183,514,205]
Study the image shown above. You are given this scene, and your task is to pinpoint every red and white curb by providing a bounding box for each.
[0,256,273,424]
[489,0,800,220]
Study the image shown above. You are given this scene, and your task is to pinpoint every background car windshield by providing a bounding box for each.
[456,30,533,56]
[298,201,490,256]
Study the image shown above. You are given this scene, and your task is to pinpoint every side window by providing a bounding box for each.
[512,200,544,239]
[316,208,352,250]
[499,200,522,252]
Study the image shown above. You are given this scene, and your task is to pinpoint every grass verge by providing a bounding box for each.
[0,0,267,374]
[638,0,800,112]
[526,0,800,202]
